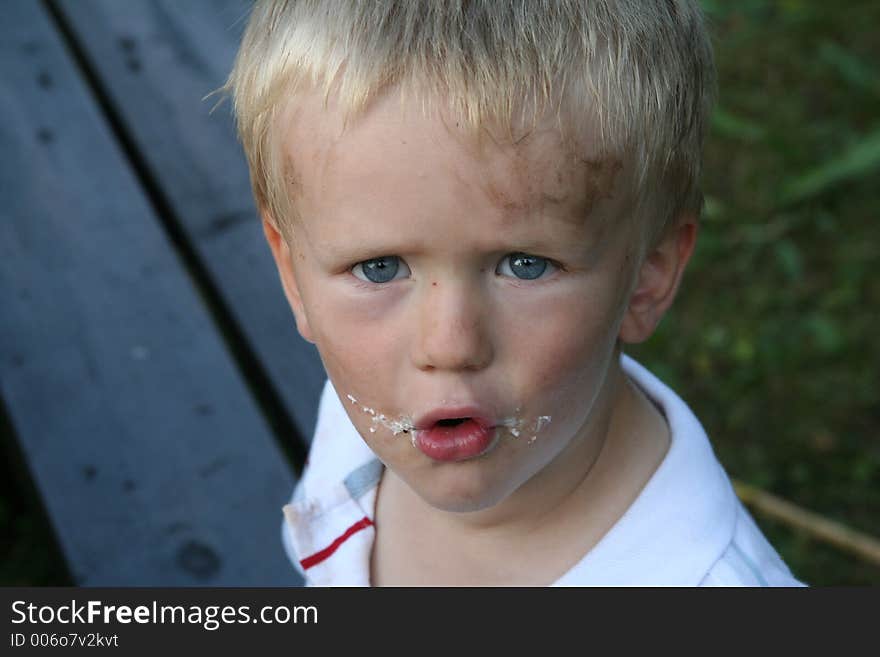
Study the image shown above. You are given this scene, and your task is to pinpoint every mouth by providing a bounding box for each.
[414,407,492,431]
[412,410,498,462]
[435,418,468,427]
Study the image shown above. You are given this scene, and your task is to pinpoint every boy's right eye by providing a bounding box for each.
[351,256,410,284]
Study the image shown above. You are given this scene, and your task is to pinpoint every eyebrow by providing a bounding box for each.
[312,234,419,265]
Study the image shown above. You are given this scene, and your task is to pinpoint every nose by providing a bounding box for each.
[411,279,493,373]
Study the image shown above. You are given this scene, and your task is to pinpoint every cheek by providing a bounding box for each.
[312,322,410,445]
[504,288,625,407]
[303,288,405,401]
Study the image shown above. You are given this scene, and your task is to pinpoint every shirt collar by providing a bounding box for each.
[282,381,379,585]
[553,356,738,585]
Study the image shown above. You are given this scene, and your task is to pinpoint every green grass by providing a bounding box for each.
[631,0,880,585]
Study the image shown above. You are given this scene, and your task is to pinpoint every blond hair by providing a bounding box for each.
[223,0,714,242]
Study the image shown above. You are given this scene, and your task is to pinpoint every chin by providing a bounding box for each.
[412,468,512,514]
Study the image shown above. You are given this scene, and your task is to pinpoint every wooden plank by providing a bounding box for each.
[54,0,327,445]
[0,1,301,586]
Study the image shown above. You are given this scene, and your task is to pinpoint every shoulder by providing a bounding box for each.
[699,504,807,587]
[554,355,804,587]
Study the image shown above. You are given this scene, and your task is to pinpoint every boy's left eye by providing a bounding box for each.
[496,253,556,280]
[351,256,411,284]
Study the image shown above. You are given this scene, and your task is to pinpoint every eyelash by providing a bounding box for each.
[350,253,559,284]
[496,253,559,281]
[350,256,411,284]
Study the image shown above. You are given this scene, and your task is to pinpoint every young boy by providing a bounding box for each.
[225,0,803,586]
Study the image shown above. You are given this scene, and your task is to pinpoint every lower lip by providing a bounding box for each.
[414,420,497,462]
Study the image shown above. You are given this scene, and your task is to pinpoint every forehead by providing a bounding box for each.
[277,88,628,234]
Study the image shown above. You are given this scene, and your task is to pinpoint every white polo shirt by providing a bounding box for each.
[281,355,805,586]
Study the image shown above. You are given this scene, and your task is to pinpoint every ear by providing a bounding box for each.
[260,211,315,344]
[618,215,698,344]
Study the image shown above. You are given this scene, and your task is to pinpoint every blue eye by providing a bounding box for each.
[496,253,552,280]
[352,256,410,284]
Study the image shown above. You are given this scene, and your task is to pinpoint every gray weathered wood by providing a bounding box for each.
[0,1,301,586]
[55,0,327,445]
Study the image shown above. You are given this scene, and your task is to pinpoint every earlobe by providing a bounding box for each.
[619,217,698,344]
[260,211,315,344]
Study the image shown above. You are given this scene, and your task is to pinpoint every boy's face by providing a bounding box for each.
[267,90,674,515]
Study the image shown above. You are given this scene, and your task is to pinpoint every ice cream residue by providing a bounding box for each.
[345,393,414,435]
[346,393,549,443]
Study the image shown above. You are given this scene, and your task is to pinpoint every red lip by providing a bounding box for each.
[413,407,498,462]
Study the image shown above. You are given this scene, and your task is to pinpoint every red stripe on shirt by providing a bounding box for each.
[299,516,374,571]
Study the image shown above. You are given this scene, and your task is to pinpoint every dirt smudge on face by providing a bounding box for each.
[480,145,548,221]
[477,129,625,228]
[577,157,623,218]
[485,178,528,216]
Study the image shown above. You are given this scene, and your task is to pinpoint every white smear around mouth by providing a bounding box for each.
[501,413,551,444]
[500,416,523,437]
[346,393,548,443]
[534,415,552,431]
[345,393,415,435]
[498,407,523,437]
[528,416,552,443]
[373,413,415,435]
